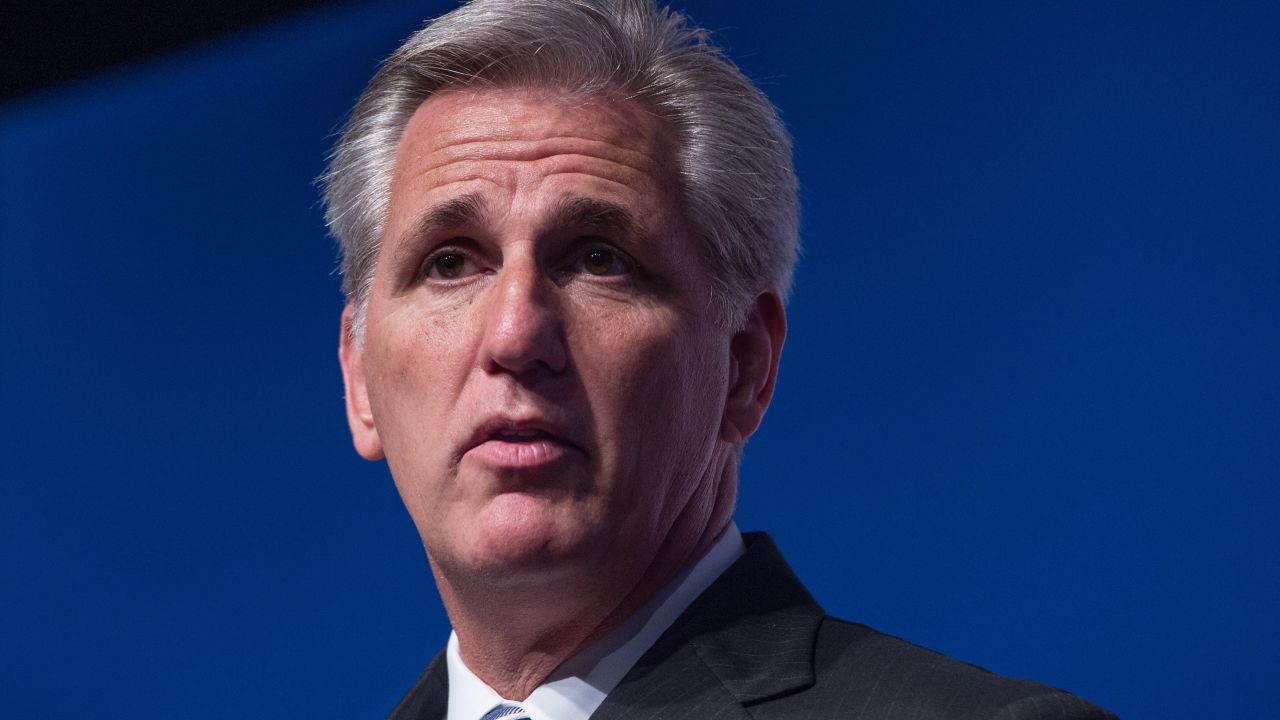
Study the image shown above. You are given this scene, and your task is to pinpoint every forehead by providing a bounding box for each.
[398,86,673,158]
[384,87,684,233]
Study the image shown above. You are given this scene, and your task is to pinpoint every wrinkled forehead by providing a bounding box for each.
[419,85,660,137]
[384,87,689,234]
[395,86,681,173]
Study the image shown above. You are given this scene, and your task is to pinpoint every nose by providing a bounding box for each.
[480,255,568,378]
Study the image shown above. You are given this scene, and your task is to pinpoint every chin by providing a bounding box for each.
[443,495,610,585]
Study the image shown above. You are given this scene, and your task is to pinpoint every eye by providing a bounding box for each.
[433,253,465,278]
[423,249,474,280]
[580,247,631,277]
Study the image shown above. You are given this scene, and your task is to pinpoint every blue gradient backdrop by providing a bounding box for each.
[3,2,1277,717]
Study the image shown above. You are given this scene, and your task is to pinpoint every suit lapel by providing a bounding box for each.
[590,533,823,720]
[387,651,449,720]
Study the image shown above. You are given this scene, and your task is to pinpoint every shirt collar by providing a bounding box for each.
[446,522,746,720]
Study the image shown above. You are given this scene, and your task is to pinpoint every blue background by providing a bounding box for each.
[3,1,1277,717]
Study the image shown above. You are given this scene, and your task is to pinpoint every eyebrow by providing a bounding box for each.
[392,192,487,267]
[390,193,638,270]
[411,192,486,238]
[549,195,637,238]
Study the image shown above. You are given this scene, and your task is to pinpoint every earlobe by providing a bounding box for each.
[720,291,787,444]
[339,305,385,461]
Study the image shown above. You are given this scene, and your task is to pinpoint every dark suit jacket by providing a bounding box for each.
[388,533,1117,720]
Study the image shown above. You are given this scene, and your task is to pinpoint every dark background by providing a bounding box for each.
[3,1,1277,717]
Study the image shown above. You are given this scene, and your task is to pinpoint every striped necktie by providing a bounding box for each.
[480,704,531,720]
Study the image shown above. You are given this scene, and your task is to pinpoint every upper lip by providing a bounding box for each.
[462,416,586,456]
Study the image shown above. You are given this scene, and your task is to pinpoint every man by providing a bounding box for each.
[325,1,1116,718]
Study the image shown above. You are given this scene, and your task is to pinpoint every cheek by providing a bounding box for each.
[374,295,475,387]
[365,302,477,467]
[577,312,729,467]
[367,313,478,533]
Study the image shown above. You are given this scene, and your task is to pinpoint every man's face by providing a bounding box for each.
[339,87,780,592]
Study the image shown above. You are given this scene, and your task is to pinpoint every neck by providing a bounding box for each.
[437,478,736,700]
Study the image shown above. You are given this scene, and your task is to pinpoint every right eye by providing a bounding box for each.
[423,250,474,280]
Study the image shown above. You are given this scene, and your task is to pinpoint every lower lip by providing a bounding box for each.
[466,439,576,468]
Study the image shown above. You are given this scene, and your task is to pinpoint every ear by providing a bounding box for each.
[338,305,385,461]
[721,291,787,444]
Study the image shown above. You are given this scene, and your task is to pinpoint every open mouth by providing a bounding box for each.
[490,427,556,442]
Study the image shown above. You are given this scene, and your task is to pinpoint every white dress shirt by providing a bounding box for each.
[445,522,746,720]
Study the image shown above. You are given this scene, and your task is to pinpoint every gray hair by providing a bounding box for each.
[322,0,798,340]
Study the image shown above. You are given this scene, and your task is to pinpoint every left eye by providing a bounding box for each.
[580,248,631,276]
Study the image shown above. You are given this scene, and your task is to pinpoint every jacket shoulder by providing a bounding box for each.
[748,617,1117,720]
